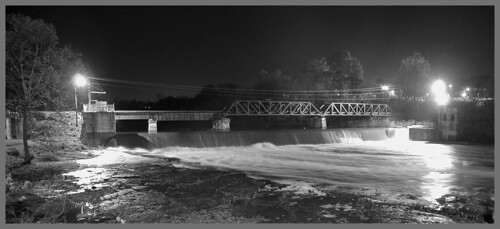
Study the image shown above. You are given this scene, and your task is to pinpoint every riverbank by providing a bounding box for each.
[6,148,494,224]
[5,112,494,223]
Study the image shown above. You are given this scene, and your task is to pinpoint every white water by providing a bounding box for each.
[81,129,494,204]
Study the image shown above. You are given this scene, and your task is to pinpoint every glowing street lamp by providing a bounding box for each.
[431,79,449,106]
[74,73,88,88]
[431,80,446,96]
[432,79,450,142]
[380,85,390,101]
[74,73,88,126]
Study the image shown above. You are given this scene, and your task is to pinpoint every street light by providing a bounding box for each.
[431,79,449,106]
[432,79,450,142]
[74,73,88,126]
[380,85,390,102]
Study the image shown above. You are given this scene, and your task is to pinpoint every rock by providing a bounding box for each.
[359,215,369,221]
[116,216,126,224]
[322,214,337,218]
[131,186,148,191]
[22,181,31,189]
[101,189,135,200]
[101,193,118,200]
[76,213,91,221]
[445,196,456,202]
[112,174,140,179]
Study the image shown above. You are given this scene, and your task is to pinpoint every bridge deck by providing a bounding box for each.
[115,110,220,121]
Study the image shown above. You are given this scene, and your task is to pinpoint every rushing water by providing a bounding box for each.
[92,128,494,204]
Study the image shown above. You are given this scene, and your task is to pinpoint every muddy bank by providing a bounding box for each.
[5,153,494,223]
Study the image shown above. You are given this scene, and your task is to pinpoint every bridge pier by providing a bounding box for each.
[212,118,230,131]
[308,117,327,129]
[148,119,158,133]
[81,112,116,147]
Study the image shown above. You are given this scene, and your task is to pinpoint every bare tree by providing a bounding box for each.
[6,14,82,164]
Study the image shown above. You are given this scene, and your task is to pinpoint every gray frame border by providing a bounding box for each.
[1,0,497,229]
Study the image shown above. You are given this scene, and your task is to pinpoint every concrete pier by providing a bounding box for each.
[409,127,435,141]
[437,107,458,142]
[148,119,158,133]
[212,118,231,131]
[82,112,116,147]
[308,117,327,129]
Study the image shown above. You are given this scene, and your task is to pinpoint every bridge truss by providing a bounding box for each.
[224,100,391,117]
[224,100,322,116]
[322,103,391,116]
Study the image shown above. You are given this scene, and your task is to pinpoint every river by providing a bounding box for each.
[90,128,494,205]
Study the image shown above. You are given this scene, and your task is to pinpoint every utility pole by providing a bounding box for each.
[75,87,78,126]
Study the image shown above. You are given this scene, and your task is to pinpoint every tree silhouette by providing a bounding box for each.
[6,14,83,164]
[397,52,431,100]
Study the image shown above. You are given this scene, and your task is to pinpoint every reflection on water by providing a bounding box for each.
[88,131,494,204]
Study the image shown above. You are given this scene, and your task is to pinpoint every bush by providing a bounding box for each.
[36,153,60,162]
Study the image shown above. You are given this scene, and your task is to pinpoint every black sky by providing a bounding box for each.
[6,6,494,101]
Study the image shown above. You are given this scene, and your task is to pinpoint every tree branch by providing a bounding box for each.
[6,51,22,76]
[28,43,40,95]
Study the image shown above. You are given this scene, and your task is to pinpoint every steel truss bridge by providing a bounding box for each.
[112,100,391,121]
[224,100,392,117]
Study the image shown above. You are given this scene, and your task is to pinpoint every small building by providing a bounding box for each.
[437,107,458,142]
[84,100,115,112]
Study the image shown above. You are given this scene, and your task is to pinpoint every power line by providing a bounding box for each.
[88,76,400,94]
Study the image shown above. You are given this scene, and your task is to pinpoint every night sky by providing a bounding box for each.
[6,6,494,101]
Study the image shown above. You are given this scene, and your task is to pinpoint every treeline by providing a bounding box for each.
[112,51,371,110]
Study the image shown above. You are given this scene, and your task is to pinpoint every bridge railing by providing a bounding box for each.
[83,104,115,112]
[114,110,220,121]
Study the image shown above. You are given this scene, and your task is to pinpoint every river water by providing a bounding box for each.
[93,128,494,205]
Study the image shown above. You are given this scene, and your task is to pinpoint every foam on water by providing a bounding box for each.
[85,128,493,204]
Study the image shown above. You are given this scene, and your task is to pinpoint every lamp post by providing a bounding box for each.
[74,73,88,126]
[431,79,450,142]
[381,85,389,102]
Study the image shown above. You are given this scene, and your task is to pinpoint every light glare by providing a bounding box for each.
[435,94,450,106]
[74,73,88,87]
[431,80,446,95]
[381,85,389,91]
